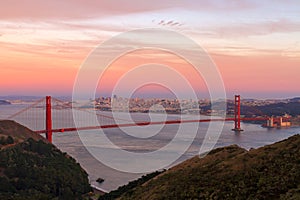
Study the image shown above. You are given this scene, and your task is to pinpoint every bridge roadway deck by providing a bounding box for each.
[35,117,268,134]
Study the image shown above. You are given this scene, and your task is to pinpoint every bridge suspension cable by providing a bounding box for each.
[7,95,271,143]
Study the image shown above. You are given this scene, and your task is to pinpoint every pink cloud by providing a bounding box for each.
[209,19,300,38]
[0,0,257,20]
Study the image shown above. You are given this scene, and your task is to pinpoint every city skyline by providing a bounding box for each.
[1,0,300,98]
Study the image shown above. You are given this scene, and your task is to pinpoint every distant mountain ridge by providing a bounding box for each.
[0,100,10,105]
[0,96,71,102]
[290,97,300,102]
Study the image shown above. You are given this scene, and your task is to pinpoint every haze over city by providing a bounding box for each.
[0,0,300,99]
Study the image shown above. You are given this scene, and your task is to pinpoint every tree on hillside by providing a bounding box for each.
[6,136,14,144]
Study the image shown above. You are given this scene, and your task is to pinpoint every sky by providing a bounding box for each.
[0,0,300,99]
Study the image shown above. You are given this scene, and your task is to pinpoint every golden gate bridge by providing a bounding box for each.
[7,95,269,143]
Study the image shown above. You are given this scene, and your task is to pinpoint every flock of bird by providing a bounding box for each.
[155,20,184,27]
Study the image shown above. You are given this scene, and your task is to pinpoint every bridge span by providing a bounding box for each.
[8,95,269,143]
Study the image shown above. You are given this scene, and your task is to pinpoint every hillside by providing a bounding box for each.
[256,102,300,117]
[0,100,11,105]
[103,135,300,200]
[0,120,48,145]
[0,120,92,199]
[201,101,300,118]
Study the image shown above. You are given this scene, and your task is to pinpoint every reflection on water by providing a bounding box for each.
[1,104,300,191]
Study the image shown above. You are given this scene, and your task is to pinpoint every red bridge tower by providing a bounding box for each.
[232,95,243,132]
[46,96,53,143]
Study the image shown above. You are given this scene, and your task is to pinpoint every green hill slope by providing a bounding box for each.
[0,120,91,200]
[0,120,48,145]
[104,135,300,200]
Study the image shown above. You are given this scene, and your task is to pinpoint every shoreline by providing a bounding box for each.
[91,185,108,194]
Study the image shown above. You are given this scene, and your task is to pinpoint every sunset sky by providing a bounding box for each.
[1,0,300,99]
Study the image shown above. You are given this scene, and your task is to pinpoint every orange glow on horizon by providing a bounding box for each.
[96,49,208,96]
[1,1,300,98]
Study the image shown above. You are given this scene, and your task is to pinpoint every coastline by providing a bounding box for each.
[91,185,108,194]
